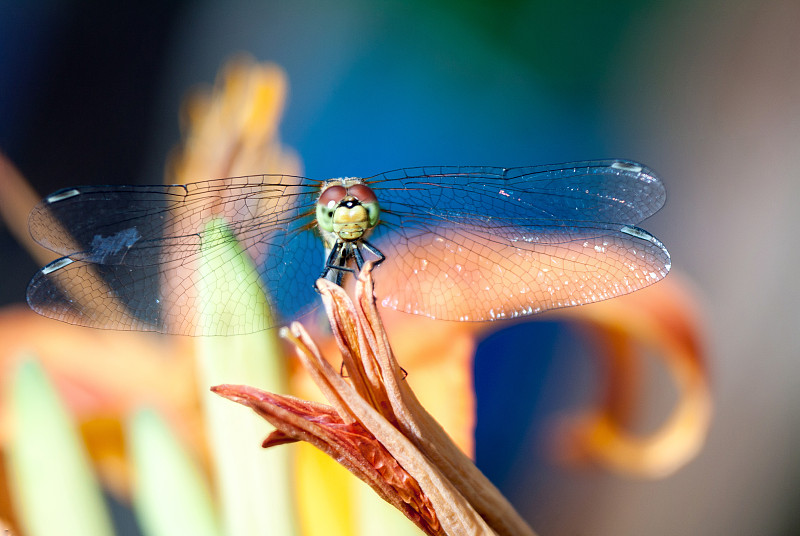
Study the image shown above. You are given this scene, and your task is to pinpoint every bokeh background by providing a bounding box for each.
[2,1,799,535]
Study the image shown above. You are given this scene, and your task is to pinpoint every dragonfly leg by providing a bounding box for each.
[318,242,339,282]
[331,244,356,277]
[317,241,357,291]
[352,244,365,271]
[333,260,345,286]
[317,241,344,291]
[361,240,386,266]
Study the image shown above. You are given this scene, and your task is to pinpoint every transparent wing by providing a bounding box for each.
[27,160,670,335]
[27,175,324,335]
[365,160,670,321]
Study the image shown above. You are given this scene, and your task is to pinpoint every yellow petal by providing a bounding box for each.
[296,443,355,536]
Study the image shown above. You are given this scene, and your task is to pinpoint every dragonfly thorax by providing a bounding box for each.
[316,179,380,244]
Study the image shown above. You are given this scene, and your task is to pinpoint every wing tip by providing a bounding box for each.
[610,161,644,173]
[39,257,75,275]
[45,188,81,204]
[620,225,672,278]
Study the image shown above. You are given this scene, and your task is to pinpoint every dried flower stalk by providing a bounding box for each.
[214,262,537,536]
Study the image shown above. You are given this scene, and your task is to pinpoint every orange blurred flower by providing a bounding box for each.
[550,272,710,478]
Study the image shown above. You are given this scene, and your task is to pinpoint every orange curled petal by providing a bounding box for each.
[0,153,56,266]
[552,273,711,478]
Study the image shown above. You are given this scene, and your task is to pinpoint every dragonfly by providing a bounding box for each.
[26,160,670,336]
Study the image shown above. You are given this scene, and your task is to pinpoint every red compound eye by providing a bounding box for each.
[347,183,378,203]
[318,185,347,206]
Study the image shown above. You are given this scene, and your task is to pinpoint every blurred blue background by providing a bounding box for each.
[3,1,800,535]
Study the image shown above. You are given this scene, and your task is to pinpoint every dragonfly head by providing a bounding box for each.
[316,179,380,242]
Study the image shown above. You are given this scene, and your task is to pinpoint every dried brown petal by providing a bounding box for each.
[341,266,536,536]
[212,384,442,535]
[214,263,535,535]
